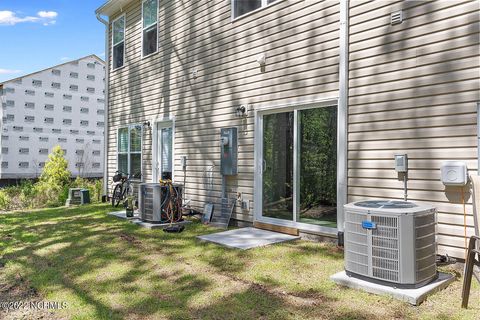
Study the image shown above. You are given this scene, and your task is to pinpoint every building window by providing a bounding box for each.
[70,72,78,78]
[32,79,42,87]
[76,138,84,143]
[87,130,95,135]
[80,120,89,126]
[1,162,8,168]
[5,87,14,93]
[52,82,61,89]
[97,98,105,103]
[44,104,54,111]
[39,148,49,155]
[142,0,158,57]
[63,94,72,100]
[58,137,67,142]
[25,102,35,109]
[93,139,101,144]
[86,87,95,94]
[97,121,104,127]
[34,127,43,133]
[13,126,23,132]
[92,162,101,168]
[5,114,14,121]
[1,135,8,140]
[75,150,84,155]
[6,100,14,106]
[87,75,95,81]
[97,109,105,115]
[80,107,89,113]
[70,129,79,134]
[19,148,29,154]
[75,162,84,168]
[92,150,101,156]
[63,105,72,112]
[39,162,45,168]
[232,0,278,19]
[118,124,142,177]
[24,116,35,123]
[39,137,48,142]
[87,62,95,69]
[2,147,8,154]
[45,92,54,98]
[44,117,54,124]
[25,89,35,96]
[19,136,29,141]
[52,69,61,76]
[52,128,61,134]
[19,162,29,168]
[14,79,22,85]
[63,119,72,125]
[70,84,79,91]
[112,15,125,70]
[81,96,89,102]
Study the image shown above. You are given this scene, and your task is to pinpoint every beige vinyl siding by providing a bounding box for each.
[348,0,480,258]
[107,0,340,221]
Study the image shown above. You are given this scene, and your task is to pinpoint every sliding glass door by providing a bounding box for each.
[258,105,338,231]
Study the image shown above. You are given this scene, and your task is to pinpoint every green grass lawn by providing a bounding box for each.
[0,203,479,320]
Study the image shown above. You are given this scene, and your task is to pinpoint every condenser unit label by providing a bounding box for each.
[361,221,377,229]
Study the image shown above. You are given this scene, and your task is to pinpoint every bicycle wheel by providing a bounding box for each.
[112,184,123,207]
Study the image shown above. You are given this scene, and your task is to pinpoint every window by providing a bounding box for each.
[44,117,54,124]
[87,130,95,135]
[39,162,45,168]
[70,72,78,78]
[87,62,95,69]
[39,137,48,142]
[19,148,29,154]
[19,162,29,168]
[5,87,14,93]
[97,121,104,127]
[86,87,95,94]
[39,148,49,155]
[14,79,22,85]
[34,127,43,133]
[6,100,14,106]
[93,139,101,144]
[97,98,105,103]
[81,96,89,102]
[52,82,61,89]
[25,102,35,109]
[5,114,14,121]
[76,150,84,155]
[81,107,89,113]
[1,162,8,168]
[63,94,72,100]
[32,79,42,87]
[57,137,67,142]
[92,162,101,168]
[70,129,79,134]
[25,89,35,96]
[52,128,61,134]
[13,126,23,132]
[44,104,54,110]
[118,125,142,177]
[45,92,54,98]
[2,147,8,154]
[232,0,278,19]
[24,116,35,122]
[63,119,72,125]
[112,15,125,69]
[92,150,101,156]
[52,69,61,76]
[76,138,84,143]
[142,0,158,57]
[63,105,72,112]
[19,136,29,141]
[80,120,89,126]
[1,135,8,140]
[87,75,95,81]
[97,109,105,115]
[70,84,79,91]
[75,162,84,168]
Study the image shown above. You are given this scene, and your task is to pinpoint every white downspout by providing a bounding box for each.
[96,12,110,199]
[337,0,349,240]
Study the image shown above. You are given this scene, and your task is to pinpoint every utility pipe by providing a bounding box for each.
[95,12,110,199]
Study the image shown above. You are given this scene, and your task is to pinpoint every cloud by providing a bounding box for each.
[0,10,58,26]
[0,69,22,75]
[60,57,71,62]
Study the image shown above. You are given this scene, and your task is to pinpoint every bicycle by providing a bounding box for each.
[111,171,139,207]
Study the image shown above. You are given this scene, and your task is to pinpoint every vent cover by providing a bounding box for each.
[391,10,403,25]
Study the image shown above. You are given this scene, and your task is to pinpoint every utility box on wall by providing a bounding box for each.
[220,127,238,175]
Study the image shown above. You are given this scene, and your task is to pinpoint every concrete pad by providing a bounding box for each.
[330,271,455,305]
[130,219,192,229]
[108,211,140,220]
[197,227,300,250]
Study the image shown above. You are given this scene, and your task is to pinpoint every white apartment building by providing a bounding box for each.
[0,55,105,179]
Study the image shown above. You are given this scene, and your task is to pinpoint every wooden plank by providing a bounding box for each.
[253,221,299,236]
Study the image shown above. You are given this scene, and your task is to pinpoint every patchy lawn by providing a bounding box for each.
[0,203,478,320]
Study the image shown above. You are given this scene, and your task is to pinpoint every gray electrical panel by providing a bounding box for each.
[220,127,238,175]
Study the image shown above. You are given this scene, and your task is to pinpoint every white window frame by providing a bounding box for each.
[231,0,283,21]
[253,97,343,236]
[117,124,143,180]
[111,14,126,71]
[141,0,159,58]
[152,117,175,183]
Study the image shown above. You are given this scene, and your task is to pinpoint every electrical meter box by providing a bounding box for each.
[440,161,468,186]
[220,127,238,175]
[394,154,408,172]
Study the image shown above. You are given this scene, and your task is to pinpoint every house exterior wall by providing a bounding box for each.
[106,0,341,222]
[347,0,480,258]
[102,0,479,257]
[0,56,106,179]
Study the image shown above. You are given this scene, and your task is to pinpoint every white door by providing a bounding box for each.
[153,121,174,182]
